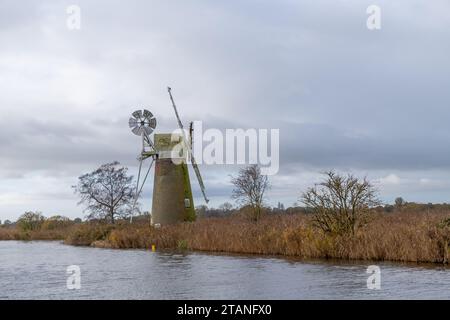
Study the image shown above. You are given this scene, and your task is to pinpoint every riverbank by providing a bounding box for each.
[2,211,450,264]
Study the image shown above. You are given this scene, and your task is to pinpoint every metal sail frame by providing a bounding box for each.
[167,87,209,204]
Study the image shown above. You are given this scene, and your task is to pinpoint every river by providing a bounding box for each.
[1,241,449,299]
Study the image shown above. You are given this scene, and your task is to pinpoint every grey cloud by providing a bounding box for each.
[1,0,450,219]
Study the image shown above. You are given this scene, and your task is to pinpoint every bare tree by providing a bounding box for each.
[42,215,73,230]
[301,171,380,235]
[17,211,45,231]
[231,165,270,221]
[3,220,12,226]
[73,162,136,224]
[219,202,234,213]
[395,197,405,209]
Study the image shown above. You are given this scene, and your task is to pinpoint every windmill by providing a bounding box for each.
[128,87,209,225]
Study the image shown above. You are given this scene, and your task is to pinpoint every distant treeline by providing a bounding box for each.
[0,213,80,229]
[196,199,450,218]
[2,199,450,227]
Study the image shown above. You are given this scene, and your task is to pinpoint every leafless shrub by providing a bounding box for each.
[301,171,381,235]
[231,165,270,221]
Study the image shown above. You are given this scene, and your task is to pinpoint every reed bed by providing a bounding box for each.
[2,211,450,264]
[71,212,450,264]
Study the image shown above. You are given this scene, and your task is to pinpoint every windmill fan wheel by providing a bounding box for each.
[129,109,157,136]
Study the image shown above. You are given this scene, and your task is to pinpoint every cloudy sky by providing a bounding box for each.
[1,0,450,221]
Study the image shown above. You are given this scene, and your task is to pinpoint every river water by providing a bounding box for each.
[1,241,450,299]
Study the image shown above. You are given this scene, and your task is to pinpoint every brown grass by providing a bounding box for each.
[0,225,74,241]
[2,211,450,264]
[69,211,450,264]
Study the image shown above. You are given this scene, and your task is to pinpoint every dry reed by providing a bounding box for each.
[2,211,450,264]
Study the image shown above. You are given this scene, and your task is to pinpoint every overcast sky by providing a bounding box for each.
[1,0,450,221]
